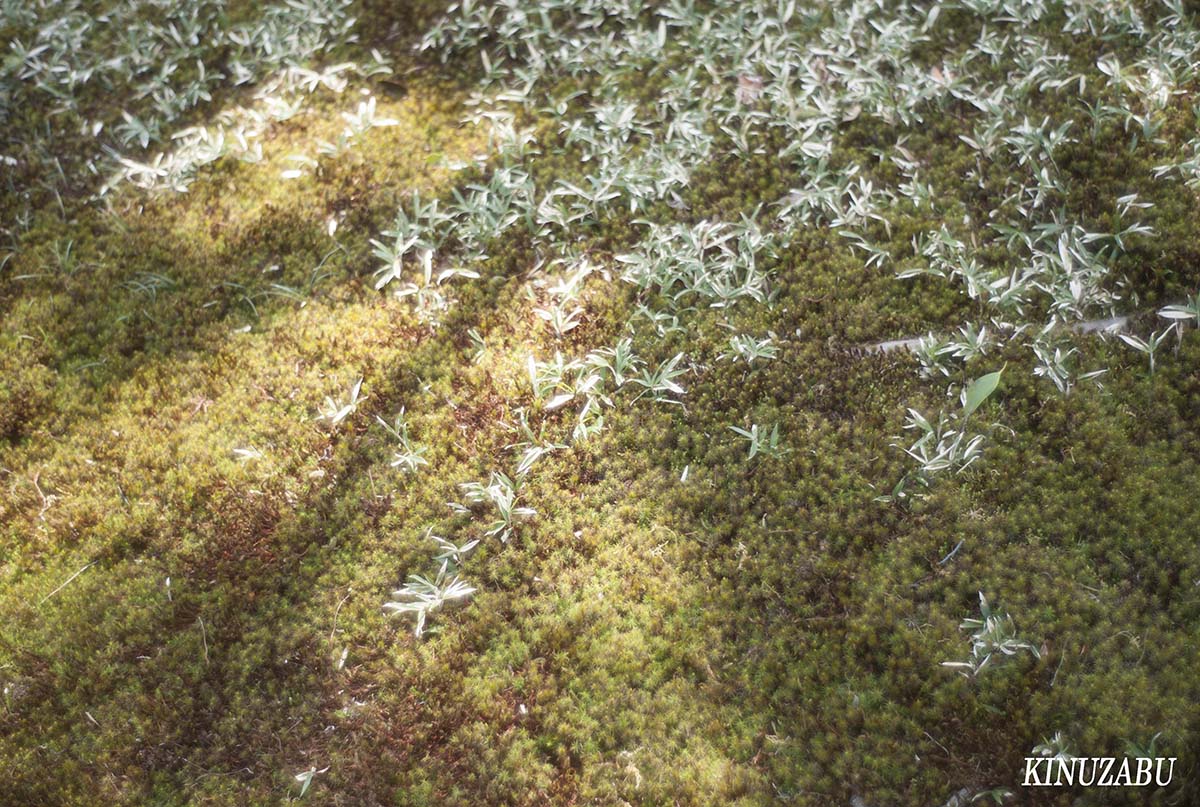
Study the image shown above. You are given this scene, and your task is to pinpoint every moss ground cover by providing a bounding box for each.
[3,0,1200,805]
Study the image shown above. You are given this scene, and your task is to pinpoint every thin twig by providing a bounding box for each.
[938,540,964,565]
[329,589,353,645]
[923,730,952,759]
[198,618,209,666]
[1050,649,1066,687]
[39,562,95,606]
[31,471,59,520]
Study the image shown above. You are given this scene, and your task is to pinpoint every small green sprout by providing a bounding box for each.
[729,423,788,460]
[942,593,1040,677]
[316,378,365,427]
[383,564,476,637]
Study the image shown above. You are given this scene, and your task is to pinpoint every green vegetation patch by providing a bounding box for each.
[3,0,1200,805]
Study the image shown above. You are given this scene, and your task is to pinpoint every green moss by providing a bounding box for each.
[3,1,1200,805]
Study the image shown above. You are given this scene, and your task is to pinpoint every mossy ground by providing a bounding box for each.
[3,2,1200,806]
